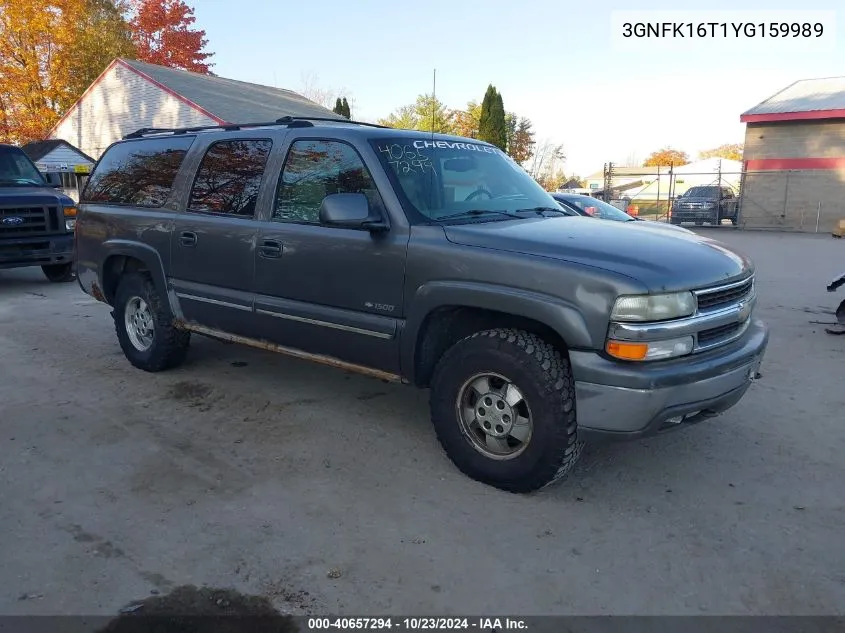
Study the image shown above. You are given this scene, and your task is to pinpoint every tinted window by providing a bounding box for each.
[274,140,382,224]
[0,146,46,185]
[188,139,272,216]
[82,137,194,207]
[685,186,720,198]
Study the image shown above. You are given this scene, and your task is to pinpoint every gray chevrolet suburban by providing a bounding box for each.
[75,117,769,493]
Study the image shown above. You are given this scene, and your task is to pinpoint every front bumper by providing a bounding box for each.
[571,318,769,440]
[0,233,74,270]
[671,208,719,223]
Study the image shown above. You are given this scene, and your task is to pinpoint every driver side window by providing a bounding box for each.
[440,157,484,205]
[274,139,383,224]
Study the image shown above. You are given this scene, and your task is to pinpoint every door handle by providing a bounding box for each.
[179,231,197,247]
[258,239,283,258]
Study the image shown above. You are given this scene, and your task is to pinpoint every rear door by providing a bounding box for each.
[252,136,409,374]
[169,136,274,335]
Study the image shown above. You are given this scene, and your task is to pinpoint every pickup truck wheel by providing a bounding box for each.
[731,217,738,226]
[41,262,75,283]
[429,328,581,493]
[113,272,190,372]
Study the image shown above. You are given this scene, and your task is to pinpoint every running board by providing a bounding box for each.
[178,322,405,384]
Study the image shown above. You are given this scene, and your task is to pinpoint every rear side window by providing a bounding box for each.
[188,139,272,217]
[82,137,194,207]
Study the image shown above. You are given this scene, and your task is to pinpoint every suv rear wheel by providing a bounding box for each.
[42,262,74,283]
[429,328,582,493]
[113,272,190,372]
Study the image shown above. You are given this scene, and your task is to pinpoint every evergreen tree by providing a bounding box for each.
[478,84,496,142]
[478,84,507,151]
[341,97,351,119]
[333,98,344,116]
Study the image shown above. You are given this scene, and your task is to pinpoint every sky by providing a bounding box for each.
[192,0,844,177]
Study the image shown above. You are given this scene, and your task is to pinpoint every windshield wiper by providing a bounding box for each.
[436,209,523,222]
[514,206,569,217]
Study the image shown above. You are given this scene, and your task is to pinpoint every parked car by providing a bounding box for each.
[0,143,77,282]
[551,192,695,235]
[670,185,738,226]
[75,117,769,493]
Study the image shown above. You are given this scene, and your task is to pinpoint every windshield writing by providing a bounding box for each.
[372,138,557,222]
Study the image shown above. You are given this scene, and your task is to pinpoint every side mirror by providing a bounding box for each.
[319,192,387,231]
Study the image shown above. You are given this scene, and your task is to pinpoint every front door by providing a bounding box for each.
[253,138,409,374]
[169,138,274,335]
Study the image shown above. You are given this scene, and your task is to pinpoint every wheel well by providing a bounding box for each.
[413,306,569,388]
[102,255,149,304]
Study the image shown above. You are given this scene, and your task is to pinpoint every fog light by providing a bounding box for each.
[665,416,684,425]
[66,219,76,231]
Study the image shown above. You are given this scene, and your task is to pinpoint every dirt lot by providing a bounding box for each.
[1,229,844,616]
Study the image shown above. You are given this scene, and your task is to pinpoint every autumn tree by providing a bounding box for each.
[643,147,690,167]
[61,0,136,110]
[128,0,213,73]
[453,101,482,138]
[0,0,137,144]
[698,143,743,161]
[508,117,535,164]
[378,94,454,134]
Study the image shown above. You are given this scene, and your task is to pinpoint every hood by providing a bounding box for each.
[633,219,695,235]
[0,185,74,207]
[443,216,753,293]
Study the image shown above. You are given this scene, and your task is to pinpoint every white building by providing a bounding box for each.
[49,58,340,160]
[22,139,96,203]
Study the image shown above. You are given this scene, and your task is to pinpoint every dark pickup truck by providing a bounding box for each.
[74,117,769,493]
[0,143,77,282]
[670,185,739,227]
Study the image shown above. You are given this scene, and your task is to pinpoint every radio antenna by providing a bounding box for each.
[431,68,436,141]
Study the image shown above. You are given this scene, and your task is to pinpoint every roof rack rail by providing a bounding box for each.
[123,115,386,140]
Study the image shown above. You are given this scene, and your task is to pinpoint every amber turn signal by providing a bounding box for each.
[63,206,78,218]
[606,340,649,361]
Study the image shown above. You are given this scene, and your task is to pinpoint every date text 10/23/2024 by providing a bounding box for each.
[307,617,529,631]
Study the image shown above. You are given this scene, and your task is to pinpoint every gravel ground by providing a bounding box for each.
[1,229,844,616]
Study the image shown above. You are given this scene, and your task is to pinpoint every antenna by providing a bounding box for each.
[431,68,436,141]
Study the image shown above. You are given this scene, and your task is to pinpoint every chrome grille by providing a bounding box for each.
[695,277,754,312]
[0,206,56,236]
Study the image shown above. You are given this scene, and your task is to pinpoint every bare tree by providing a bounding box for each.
[298,71,354,112]
[528,140,566,179]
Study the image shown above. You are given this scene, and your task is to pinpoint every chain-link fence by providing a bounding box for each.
[595,162,741,223]
[590,162,844,232]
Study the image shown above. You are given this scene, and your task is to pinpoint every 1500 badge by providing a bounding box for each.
[365,302,395,313]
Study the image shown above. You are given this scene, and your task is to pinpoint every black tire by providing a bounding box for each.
[429,328,582,493]
[731,217,738,226]
[113,272,190,372]
[694,220,704,226]
[670,216,682,225]
[42,262,75,283]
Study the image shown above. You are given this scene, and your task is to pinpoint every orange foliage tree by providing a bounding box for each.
[128,0,213,73]
[643,147,690,167]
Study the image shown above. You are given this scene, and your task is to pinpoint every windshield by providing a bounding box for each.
[370,137,561,221]
[0,146,46,186]
[562,195,634,221]
[684,186,720,198]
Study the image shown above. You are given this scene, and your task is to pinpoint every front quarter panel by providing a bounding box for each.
[400,225,647,378]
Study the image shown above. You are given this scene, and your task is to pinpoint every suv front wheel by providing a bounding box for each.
[429,328,582,493]
[113,272,190,372]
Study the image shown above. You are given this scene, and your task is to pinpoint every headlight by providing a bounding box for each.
[606,335,694,361]
[63,206,77,232]
[611,292,696,322]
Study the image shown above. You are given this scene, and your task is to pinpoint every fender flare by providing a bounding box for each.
[400,280,594,380]
[100,240,168,304]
